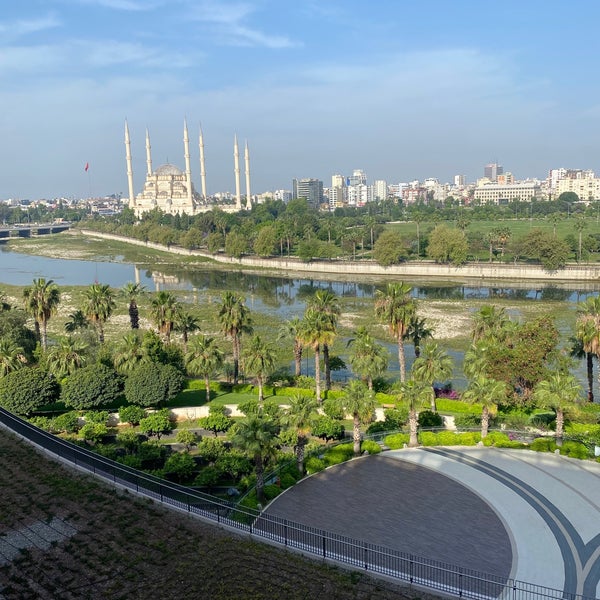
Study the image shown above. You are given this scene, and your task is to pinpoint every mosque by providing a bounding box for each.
[124,120,252,217]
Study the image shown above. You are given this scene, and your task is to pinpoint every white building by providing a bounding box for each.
[474,182,541,204]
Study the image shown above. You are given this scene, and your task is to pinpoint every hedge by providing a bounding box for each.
[361,440,382,454]
[482,431,527,448]
[383,433,410,449]
[420,431,480,447]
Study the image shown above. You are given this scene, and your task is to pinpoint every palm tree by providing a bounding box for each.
[575,296,600,401]
[122,282,145,329]
[405,315,433,358]
[462,375,507,438]
[64,309,89,333]
[569,334,594,403]
[347,326,389,390]
[411,342,453,412]
[231,415,278,504]
[471,305,510,342]
[463,339,494,380]
[280,393,319,473]
[23,278,61,350]
[0,339,26,376]
[185,334,224,402]
[298,310,334,402]
[339,380,376,455]
[174,309,200,354]
[218,291,253,384]
[45,336,88,379]
[306,290,340,390]
[374,282,416,382]
[574,217,587,262]
[113,331,150,375]
[277,318,304,378]
[150,291,179,342]
[396,379,430,447]
[82,283,115,344]
[533,372,582,439]
[243,335,276,403]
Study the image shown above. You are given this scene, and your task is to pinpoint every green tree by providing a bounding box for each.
[253,224,278,257]
[575,296,600,401]
[175,429,198,451]
[163,452,196,483]
[199,407,233,437]
[139,408,173,440]
[574,217,587,262]
[185,335,224,402]
[113,331,150,375]
[45,336,88,379]
[23,278,61,351]
[533,373,582,439]
[82,283,115,344]
[242,335,276,403]
[514,228,570,270]
[277,318,304,378]
[471,305,510,342]
[405,315,433,359]
[61,364,122,410]
[64,309,90,333]
[347,326,388,390]
[372,230,407,266]
[299,310,333,402]
[338,379,376,455]
[396,379,430,447]
[122,282,145,330]
[280,393,319,473]
[150,291,179,342]
[0,339,26,377]
[174,309,200,354]
[118,404,146,427]
[124,362,184,408]
[374,282,416,382]
[411,342,453,412]
[462,375,507,438]
[231,415,278,503]
[0,367,60,416]
[218,291,252,384]
[426,224,468,265]
[224,230,248,258]
[0,309,36,363]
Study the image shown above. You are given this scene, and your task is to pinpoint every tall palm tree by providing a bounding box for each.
[64,309,89,333]
[339,379,376,455]
[533,372,582,439]
[462,375,507,438]
[298,310,334,402]
[231,415,278,504]
[396,379,430,447]
[411,342,454,412]
[463,339,493,380]
[347,326,389,390]
[82,283,115,344]
[277,318,304,378]
[23,278,61,351]
[122,282,145,329]
[575,296,600,401]
[243,335,276,403]
[174,309,200,354]
[374,282,416,382]
[471,305,510,342]
[306,290,340,390]
[113,331,150,375]
[0,339,26,377]
[185,334,224,402]
[280,393,319,473]
[405,315,434,358]
[218,291,253,384]
[45,336,88,380]
[150,291,179,342]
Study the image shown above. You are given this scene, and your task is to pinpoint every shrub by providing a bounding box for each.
[295,375,315,390]
[366,421,388,434]
[420,431,480,446]
[139,409,173,440]
[125,363,184,408]
[163,452,197,483]
[119,405,146,427]
[61,364,122,410]
[176,429,198,450]
[238,491,259,510]
[80,422,109,444]
[529,411,556,429]
[453,414,481,429]
[311,415,345,441]
[137,441,168,469]
[193,466,222,489]
[197,437,228,462]
[28,416,54,432]
[559,441,590,460]
[53,411,81,433]
[262,484,283,501]
[361,440,382,454]
[0,368,60,416]
[84,410,110,425]
[418,410,443,428]
[117,455,142,469]
[232,384,254,394]
[383,407,408,429]
[530,437,557,453]
[305,456,326,474]
[324,443,354,466]
[383,433,410,449]
[279,473,297,489]
[322,396,344,420]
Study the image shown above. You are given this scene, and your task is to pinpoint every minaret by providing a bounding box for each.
[145,128,153,177]
[124,120,135,209]
[234,135,242,210]
[244,140,252,210]
[183,119,193,207]
[199,125,207,200]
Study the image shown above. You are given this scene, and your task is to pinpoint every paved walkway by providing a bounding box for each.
[264,447,600,598]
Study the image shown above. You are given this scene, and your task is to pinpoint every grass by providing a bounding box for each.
[0,426,434,600]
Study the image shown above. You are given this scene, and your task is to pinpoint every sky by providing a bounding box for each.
[2,0,600,200]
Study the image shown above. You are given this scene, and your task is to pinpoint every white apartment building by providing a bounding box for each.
[372,179,387,201]
[556,174,600,201]
[474,182,541,204]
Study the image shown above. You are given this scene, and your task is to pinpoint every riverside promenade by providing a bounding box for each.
[264,447,600,599]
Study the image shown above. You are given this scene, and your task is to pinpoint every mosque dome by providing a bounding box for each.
[155,163,183,176]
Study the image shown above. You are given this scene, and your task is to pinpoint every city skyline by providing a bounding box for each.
[2,0,600,200]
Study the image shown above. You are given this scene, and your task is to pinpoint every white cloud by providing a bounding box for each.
[0,15,61,39]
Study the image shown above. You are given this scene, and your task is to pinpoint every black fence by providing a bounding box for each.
[0,407,595,600]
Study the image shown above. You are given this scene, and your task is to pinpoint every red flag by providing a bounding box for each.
[84,162,89,172]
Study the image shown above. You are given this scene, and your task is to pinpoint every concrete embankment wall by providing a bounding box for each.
[78,229,600,283]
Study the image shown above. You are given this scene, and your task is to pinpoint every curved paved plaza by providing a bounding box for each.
[264,447,600,598]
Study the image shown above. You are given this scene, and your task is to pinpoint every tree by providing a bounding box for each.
[218,291,252,384]
[278,318,304,378]
[175,429,198,451]
[574,296,600,401]
[82,283,115,344]
[231,415,278,503]
[242,335,276,403]
[374,282,416,382]
[411,342,453,412]
[139,408,173,440]
[462,375,507,438]
[396,379,430,447]
[122,282,145,329]
[119,404,146,427]
[514,228,570,271]
[405,315,433,359]
[174,309,200,354]
[124,362,184,408]
[426,224,468,265]
[471,305,510,342]
[574,217,587,262]
[0,309,36,363]
[298,310,333,402]
[0,339,26,377]
[0,368,60,416]
[533,373,582,439]
[185,335,224,402]
[224,230,248,258]
[338,380,376,455]
[372,230,407,266]
[113,331,150,375]
[280,393,319,473]
[151,291,179,342]
[199,407,233,437]
[64,309,90,333]
[45,336,88,379]
[22,278,61,351]
[61,364,122,410]
[347,327,388,390]
[253,224,278,257]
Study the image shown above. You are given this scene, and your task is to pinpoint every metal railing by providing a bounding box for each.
[0,407,596,600]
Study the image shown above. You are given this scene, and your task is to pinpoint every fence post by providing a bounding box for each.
[410,559,413,583]
[284,521,288,547]
[364,543,368,570]
[322,534,326,558]
[458,567,463,597]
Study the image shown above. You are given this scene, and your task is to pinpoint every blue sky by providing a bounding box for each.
[2,0,600,200]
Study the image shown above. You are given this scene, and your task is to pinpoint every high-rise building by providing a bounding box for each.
[292,178,323,209]
[348,169,367,186]
[372,180,387,201]
[454,175,466,187]
[484,163,504,182]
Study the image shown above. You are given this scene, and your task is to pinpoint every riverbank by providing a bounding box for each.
[78,229,600,284]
